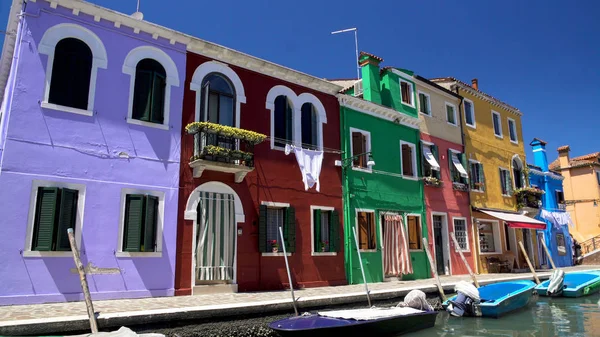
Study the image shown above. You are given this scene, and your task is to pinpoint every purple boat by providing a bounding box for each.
[268,306,438,337]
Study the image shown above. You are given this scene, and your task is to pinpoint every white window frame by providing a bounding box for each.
[417,90,431,116]
[452,217,470,253]
[116,188,165,258]
[260,201,292,257]
[507,118,518,144]
[499,167,511,197]
[122,46,180,131]
[431,211,451,275]
[38,23,108,117]
[463,98,476,129]
[400,141,418,180]
[477,219,501,254]
[23,180,86,258]
[491,110,503,138]
[310,205,337,256]
[406,213,423,252]
[445,102,457,126]
[355,208,377,252]
[469,159,484,193]
[266,85,327,151]
[349,127,373,173]
[399,79,415,108]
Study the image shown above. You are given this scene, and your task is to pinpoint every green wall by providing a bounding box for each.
[341,105,429,284]
[380,69,418,119]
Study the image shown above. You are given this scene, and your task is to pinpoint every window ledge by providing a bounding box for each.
[352,167,373,173]
[510,140,519,145]
[127,118,170,130]
[419,112,431,117]
[409,249,424,253]
[447,122,458,127]
[40,101,94,117]
[262,252,292,257]
[501,194,513,198]
[116,252,162,258]
[466,124,476,129]
[471,189,485,194]
[359,249,378,253]
[401,101,415,108]
[454,249,471,253]
[479,252,502,255]
[403,175,419,181]
[495,134,504,139]
[22,251,73,258]
[311,252,338,256]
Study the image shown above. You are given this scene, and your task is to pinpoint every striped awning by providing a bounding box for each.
[479,209,546,230]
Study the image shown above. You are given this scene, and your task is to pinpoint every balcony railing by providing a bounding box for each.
[514,187,544,209]
[185,122,267,183]
[558,203,567,211]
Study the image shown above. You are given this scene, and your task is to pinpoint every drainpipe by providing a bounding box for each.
[339,96,352,284]
[451,84,480,274]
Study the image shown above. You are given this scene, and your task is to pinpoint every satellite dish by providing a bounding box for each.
[131,11,143,20]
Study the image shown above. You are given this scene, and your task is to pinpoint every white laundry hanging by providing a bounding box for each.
[540,209,575,229]
[285,144,324,192]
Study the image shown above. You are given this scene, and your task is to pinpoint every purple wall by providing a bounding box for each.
[0,1,186,305]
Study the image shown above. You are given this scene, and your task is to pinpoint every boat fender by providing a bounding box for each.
[547,269,565,296]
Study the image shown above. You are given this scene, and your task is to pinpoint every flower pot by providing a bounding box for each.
[272,247,278,253]
[321,247,326,252]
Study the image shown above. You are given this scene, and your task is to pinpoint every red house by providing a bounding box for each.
[175,44,345,295]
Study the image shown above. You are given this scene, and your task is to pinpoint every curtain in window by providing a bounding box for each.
[195,192,236,281]
[383,214,412,276]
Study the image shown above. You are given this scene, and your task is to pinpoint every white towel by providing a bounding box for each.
[285,144,324,192]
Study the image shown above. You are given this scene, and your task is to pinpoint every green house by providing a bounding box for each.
[333,52,429,284]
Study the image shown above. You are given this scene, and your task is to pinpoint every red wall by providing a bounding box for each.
[422,134,476,275]
[175,53,346,295]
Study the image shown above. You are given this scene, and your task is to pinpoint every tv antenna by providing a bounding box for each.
[331,27,360,80]
[131,0,143,20]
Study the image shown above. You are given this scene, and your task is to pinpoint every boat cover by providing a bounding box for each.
[317,307,423,321]
[68,327,165,337]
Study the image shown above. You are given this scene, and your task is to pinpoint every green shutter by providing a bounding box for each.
[507,171,513,195]
[314,209,321,252]
[286,207,296,253]
[478,163,485,192]
[124,194,144,252]
[330,210,340,252]
[33,187,59,251]
[143,195,159,252]
[258,205,267,252]
[432,145,440,179]
[56,188,78,251]
[448,149,455,182]
[461,153,469,185]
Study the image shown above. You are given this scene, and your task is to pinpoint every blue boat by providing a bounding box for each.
[443,280,536,318]
[536,270,600,298]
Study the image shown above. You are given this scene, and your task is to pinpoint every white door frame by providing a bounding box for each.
[431,212,451,276]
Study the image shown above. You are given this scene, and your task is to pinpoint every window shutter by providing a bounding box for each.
[143,195,159,252]
[330,210,340,252]
[285,206,296,253]
[151,73,166,124]
[447,149,455,181]
[33,187,59,251]
[478,164,485,191]
[352,132,363,167]
[56,188,79,251]
[432,145,440,179]
[133,70,153,122]
[507,172,513,195]
[124,194,144,252]
[258,205,267,253]
[419,143,426,177]
[314,209,321,252]
[461,153,469,184]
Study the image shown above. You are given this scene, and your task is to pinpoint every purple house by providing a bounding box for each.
[0,0,187,305]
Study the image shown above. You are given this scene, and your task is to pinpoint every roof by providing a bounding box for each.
[430,77,521,115]
[327,79,359,93]
[549,152,600,170]
[557,145,570,152]
[414,75,462,99]
[530,138,547,146]
[359,51,383,63]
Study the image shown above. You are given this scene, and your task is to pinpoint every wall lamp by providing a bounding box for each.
[335,151,375,168]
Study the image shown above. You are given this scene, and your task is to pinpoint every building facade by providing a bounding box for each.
[334,53,428,284]
[0,0,186,305]
[549,146,600,244]
[414,76,475,276]
[529,138,573,268]
[174,45,345,294]
[432,78,545,274]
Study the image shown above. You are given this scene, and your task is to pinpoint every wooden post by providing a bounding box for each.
[67,228,98,333]
[539,238,557,269]
[423,238,447,301]
[518,240,540,284]
[279,226,299,316]
[450,232,480,288]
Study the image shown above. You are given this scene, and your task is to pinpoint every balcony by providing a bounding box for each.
[185,122,267,183]
[514,187,544,217]
[558,203,567,211]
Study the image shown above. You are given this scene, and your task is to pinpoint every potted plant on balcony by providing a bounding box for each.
[473,182,485,190]
[514,186,544,209]
[320,241,329,252]
[452,181,469,191]
[423,176,442,187]
[271,240,279,253]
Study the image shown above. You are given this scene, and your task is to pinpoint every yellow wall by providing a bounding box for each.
[415,82,462,144]
[562,165,600,241]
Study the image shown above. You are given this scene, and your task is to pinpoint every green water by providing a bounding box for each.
[404,295,600,337]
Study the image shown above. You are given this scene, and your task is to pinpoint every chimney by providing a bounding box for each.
[558,145,570,169]
[471,78,479,90]
[530,138,549,171]
[358,51,383,104]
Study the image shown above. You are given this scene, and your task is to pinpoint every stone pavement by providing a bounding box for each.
[1,265,598,335]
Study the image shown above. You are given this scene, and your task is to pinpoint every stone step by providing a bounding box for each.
[193,284,238,295]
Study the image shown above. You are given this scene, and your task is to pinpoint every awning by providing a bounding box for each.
[451,152,468,178]
[422,146,440,171]
[479,209,546,230]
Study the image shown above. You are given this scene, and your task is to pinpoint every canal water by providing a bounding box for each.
[404,295,600,337]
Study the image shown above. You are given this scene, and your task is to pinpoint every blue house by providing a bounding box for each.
[529,138,573,268]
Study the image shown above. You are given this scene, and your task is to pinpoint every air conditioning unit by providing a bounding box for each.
[353,79,363,97]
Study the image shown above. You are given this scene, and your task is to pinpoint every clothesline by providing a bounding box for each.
[265,136,343,154]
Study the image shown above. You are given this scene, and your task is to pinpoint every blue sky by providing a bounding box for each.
[1,0,598,162]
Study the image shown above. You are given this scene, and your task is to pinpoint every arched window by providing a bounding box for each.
[274,95,293,147]
[48,38,92,110]
[513,157,525,189]
[200,73,235,127]
[301,102,318,149]
[132,59,167,124]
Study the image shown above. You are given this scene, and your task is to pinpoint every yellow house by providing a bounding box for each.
[549,147,600,245]
[432,78,546,274]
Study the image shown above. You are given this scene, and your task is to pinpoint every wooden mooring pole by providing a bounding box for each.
[279,226,299,316]
[539,238,557,269]
[450,232,480,288]
[68,228,98,333]
[519,240,541,284]
[423,238,447,301]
